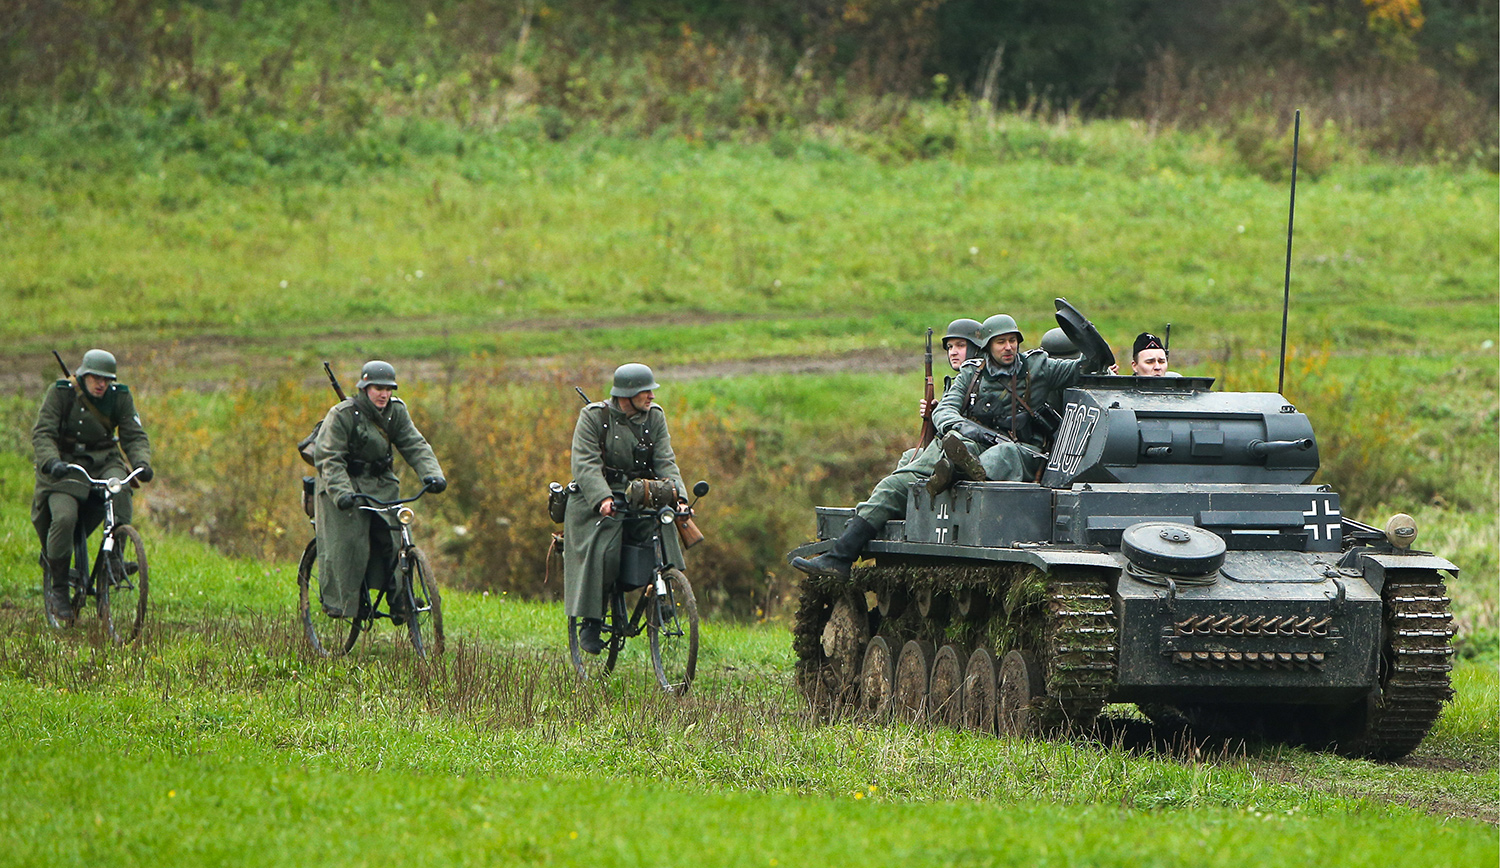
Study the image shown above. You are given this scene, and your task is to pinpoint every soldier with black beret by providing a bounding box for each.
[1130,332,1171,376]
[31,349,152,623]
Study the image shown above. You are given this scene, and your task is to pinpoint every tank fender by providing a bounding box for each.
[1358,552,1459,595]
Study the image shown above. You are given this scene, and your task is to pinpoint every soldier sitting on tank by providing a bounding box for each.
[897,317,983,469]
[31,349,153,624]
[1128,332,1176,376]
[566,363,690,654]
[792,312,1105,579]
[313,361,446,621]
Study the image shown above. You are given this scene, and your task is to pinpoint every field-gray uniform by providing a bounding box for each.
[564,366,686,622]
[30,350,152,613]
[312,361,443,619]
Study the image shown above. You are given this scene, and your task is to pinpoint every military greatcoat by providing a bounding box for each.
[564,400,686,620]
[932,350,1089,481]
[31,379,151,559]
[312,392,442,618]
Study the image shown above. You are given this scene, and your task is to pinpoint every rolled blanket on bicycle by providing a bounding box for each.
[312,390,442,619]
[31,378,149,560]
[564,399,687,621]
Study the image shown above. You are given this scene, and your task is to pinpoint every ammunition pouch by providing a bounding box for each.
[346,456,393,477]
[296,421,322,467]
[301,476,316,519]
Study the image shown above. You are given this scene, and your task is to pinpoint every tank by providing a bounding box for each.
[787,341,1456,761]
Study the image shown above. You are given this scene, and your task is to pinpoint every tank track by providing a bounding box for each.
[790,563,1118,732]
[1040,573,1118,729]
[1339,571,1455,760]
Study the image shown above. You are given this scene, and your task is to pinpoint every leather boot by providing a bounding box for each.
[926,455,955,496]
[579,618,607,654]
[45,557,74,624]
[791,516,879,579]
[941,432,987,484]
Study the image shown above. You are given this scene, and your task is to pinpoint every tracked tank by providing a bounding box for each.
[788,327,1456,760]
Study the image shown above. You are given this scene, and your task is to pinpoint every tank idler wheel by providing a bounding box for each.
[893,640,937,722]
[819,594,871,710]
[916,587,950,622]
[955,587,990,621]
[998,649,1047,736]
[928,644,965,728]
[961,647,999,735]
[858,636,895,721]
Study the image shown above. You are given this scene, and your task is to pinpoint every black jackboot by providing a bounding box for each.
[44,556,74,624]
[928,432,986,496]
[579,618,607,654]
[791,516,879,579]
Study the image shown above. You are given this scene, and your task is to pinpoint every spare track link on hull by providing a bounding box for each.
[1342,571,1455,760]
[1042,574,1118,730]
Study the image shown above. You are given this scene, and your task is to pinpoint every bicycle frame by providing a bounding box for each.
[63,464,144,573]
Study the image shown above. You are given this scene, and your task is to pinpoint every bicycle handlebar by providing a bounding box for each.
[350,482,436,509]
[64,463,146,491]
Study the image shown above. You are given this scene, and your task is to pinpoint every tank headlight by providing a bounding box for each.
[397,507,415,526]
[1384,513,1416,549]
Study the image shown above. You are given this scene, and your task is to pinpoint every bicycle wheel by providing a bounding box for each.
[97,525,148,644]
[297,539,360,657]
[568,609,622,682]
[403,546,444,658]
[648,568,699,695]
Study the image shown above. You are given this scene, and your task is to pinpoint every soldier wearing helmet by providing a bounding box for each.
[565,363,690,653]
[792,310,1105,580]
[900,317,984,468]
[312,360,446,620]
[31,349,153,624]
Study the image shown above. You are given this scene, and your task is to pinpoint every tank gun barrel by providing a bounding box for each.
[1247,438,1314,457]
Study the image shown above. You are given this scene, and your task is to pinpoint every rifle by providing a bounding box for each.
[918,328,937,449]
[323,361,347,402]
[52,350,138,487]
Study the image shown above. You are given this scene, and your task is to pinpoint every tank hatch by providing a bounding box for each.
[1042,385,1318,487]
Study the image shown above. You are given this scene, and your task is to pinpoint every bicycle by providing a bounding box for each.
[565,480,708,694]
[44,464,150,644]
[297,483,443,658]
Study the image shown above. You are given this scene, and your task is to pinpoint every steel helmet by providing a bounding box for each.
[978,313,1024,348]
[1040,327,1079,359]
[75,349,118,381]
[943,318,983,348]
[610,363,661,398]
[357,360,399,390]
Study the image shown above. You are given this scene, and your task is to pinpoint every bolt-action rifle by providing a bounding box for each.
[918,328,937,449]
[323,361,347,402]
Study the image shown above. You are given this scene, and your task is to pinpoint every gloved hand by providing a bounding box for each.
[952,419,1002,447]
[422,475,446,493]
[43,458,70,479]
[336,493,356,510]
[134,464,154,483]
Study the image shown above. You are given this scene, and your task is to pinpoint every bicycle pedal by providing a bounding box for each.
[123,562,139,576]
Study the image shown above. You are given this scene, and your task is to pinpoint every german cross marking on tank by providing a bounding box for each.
[935,527,949,542]
[1048,403,1101,475]
[1302,499,1341,541]
[937,503,950,520]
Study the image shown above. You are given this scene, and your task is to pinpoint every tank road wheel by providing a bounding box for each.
[893,640,937,722]
[928,644,965,728]
[998,649,1047,736]
[961,647,999,735]
[858,636,896,720]
[1332,570,1455,760]
[298,539,361,658]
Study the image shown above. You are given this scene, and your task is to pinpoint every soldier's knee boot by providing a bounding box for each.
[44,556,74,624]
[939,432,987,488]
[579,618,606,654]
[791,516,879,579]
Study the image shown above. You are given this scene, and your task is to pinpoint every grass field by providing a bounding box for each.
[2,113,1496,864]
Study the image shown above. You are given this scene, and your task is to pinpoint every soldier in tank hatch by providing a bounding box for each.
[565,364,690,654]
[792,310,1108,580]
[31,349,153,624]
[1129,332,1174,376]
[312,361,446,621]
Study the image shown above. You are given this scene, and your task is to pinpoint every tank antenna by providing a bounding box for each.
[1276,110,1300,395]
[1164,322,1171,352]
